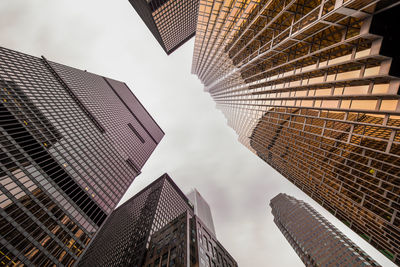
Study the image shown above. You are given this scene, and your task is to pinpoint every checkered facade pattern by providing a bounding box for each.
[192,0,400,264]
[0,46,163,266]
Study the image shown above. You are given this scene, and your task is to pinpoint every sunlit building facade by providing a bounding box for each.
[270,193,380,266]
[0,46,164,266]
[129,0,200,55]
[192,0,400,264]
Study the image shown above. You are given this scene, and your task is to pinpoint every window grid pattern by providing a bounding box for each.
[153,0,200,53]
[271,193,380,266]
[192,0,400,264]
[78,174,194,267]
[144,211,192,267]
[0,46,163,266]
[144,211,238,267]
[195,217,237,267]
[47,62,162,172]
[129,0,200,55]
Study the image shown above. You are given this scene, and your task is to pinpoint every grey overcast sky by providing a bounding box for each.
[0,1,395,266]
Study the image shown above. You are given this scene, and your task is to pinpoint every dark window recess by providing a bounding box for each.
[0,80,106,226]
[148,0,168,12]
[126,158,141,175]
[41,56,106,134]
[128,123,145,143]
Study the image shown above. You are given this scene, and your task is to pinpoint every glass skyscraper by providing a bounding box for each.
[129,0,200,55]
[78,173,237,267]
[271,193,379,266]
[0,46,163,266]
[187,188,217,236]
[192,0,400,264]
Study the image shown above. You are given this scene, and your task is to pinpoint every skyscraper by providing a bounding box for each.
[270,193,379,266]
[187,188,216,236]
[143,211,237,267]
[192,214,237,267]
[78,173,194,266]
[0,46,163,266]
[192,0,400,263]
[78,173,237,267]
[129,0,200,55]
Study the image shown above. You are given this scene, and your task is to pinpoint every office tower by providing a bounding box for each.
[143,211,195,267]
[0,46,164,266]
[129,0,200,55]
[144,211,237,267]
[78,173,237,267]
[192,215,237,267]
[270,193,380,266]
[187,188,216,235]
[192,0,400,263]
[78,173,193,266]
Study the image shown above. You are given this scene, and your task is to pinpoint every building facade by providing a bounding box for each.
[270,193,380,266]
[78,174,237,267]
[143,211,196,267]
[187,188,216,236]
[194,215,237,267]
[0,46,163,266]
[192,0,400,263]
[129,0,200,55]
[78,173,194,266]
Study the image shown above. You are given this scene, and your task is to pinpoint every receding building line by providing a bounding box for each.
[102,76,159,144]
[41,56,106,134]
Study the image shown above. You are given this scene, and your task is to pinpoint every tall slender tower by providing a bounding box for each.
[0,46,163,266]
[129,0,200,55]
[78,173,237,267]
[270,193,380,266]
[192,0,400,264]
[187,188,216,236]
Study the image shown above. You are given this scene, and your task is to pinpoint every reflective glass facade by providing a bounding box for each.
[144,211,238,267]
[143,211,195,267]
[194,216,237,267]
[78,174,194,266]
[192,0,400,264]
[129,0,200,55]
[0,46,163,266]
[78,174,237,267]
[271,193,379,266]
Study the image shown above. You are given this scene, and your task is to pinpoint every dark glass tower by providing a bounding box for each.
[78,173,237,267]
[0,46,164,266]
[129,0,199,55]
[143,211,237,267]
[187,188,216,236]
[271,193,379,266]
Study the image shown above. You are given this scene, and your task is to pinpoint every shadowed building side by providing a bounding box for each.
[129,0,200,55]
[0,46,163,266]
[77,174,194,267]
